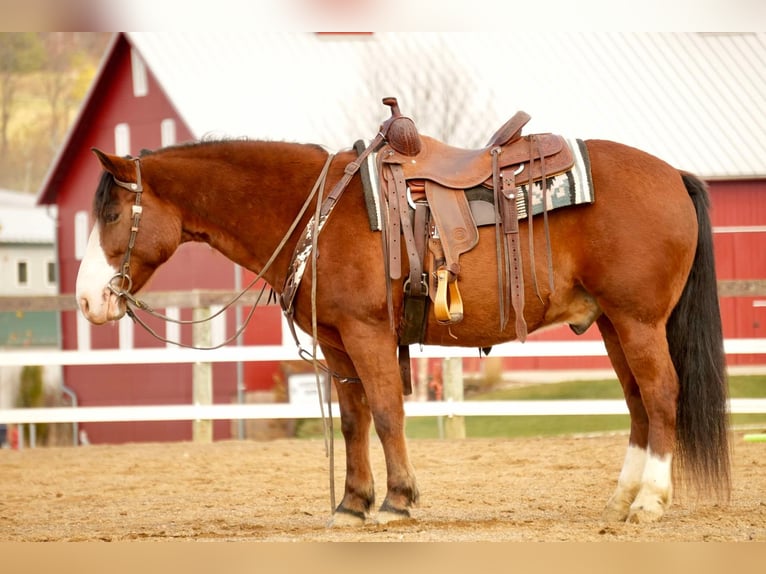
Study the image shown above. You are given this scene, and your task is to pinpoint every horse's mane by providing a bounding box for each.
[93,170,117,225]
[138,136,326,157]
[93,138,328,224]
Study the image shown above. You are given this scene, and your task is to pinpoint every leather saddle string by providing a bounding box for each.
[378,163,394,331]
[540,141,555,293]
[527,137,541,303]
[491,147,507,331]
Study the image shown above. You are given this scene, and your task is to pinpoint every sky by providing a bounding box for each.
[1,0,764,31]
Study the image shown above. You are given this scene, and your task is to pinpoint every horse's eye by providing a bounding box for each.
[104,211,120,224]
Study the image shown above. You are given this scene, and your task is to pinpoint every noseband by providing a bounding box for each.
[108,157,144,299]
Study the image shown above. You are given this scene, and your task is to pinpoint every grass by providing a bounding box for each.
[293,375,766,440]
[403,374,766,439]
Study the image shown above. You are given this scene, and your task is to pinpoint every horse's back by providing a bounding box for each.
[420,139,698,346]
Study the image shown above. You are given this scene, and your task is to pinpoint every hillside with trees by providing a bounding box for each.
[0,32,111,193]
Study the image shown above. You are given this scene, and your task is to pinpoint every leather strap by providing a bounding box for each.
[539,138,555,293]
[384,166,403,280]
[388,164,424,293]
[527,138,540,303]
[282,133,385,315]
[491,147,506,330]
[398,345,413,395]
[500,170,528,341]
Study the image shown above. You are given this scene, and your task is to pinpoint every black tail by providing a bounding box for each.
[667,172,730,497]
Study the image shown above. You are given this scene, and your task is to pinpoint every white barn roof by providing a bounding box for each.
[0,190,55,244]
[129,32,766,179]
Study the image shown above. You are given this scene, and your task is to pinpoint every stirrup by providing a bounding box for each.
[434,268,464,324]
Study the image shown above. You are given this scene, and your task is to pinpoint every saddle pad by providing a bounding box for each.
[514,138,594,221]
[354,139,383,231]
[362,137,593,231]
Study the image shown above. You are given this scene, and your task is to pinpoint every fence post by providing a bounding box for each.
[442,357,466,439]
[192,306,213,443]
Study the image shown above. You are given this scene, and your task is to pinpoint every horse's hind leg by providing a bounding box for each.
[598,315,677,523]
[320,346,375,526]
[598,316,650,521]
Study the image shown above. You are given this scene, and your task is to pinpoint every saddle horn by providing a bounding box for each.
[381,97,422,157]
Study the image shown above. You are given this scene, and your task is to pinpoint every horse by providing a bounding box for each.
[75,104,730,526]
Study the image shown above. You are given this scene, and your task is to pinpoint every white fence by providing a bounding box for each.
[1,338,765,425]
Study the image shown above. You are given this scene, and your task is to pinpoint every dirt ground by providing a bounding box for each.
[1,432,764,542]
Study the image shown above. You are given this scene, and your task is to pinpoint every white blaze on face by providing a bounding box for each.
[75,224,126,324]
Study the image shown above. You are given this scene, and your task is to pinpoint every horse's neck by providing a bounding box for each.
[153,142,331,289]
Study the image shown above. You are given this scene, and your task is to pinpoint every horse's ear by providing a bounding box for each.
[91,148,135,180]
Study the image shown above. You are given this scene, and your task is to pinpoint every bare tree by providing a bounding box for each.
[358,34,497,147]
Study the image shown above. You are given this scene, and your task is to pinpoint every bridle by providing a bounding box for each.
[106,156,266,329]
[109,157,144,299]
[102,153,338,352]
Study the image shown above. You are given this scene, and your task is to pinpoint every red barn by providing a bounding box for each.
[37,34,284,443]
[37,33,766,443]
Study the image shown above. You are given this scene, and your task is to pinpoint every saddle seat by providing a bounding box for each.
[381,126,573,191]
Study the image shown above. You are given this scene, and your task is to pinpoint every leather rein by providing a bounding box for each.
[108,152,344,513]
[105,153,335,351]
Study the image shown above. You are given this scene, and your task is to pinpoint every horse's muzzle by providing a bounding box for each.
[78,287,127,324]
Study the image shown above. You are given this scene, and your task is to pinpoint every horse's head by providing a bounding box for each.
[76,148,182,324]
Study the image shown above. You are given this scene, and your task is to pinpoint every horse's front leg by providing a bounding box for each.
[340,330,419,523]
[321,346,375,526]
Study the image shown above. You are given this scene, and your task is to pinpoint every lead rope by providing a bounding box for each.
[120,152,340,512]
[115,151,339,515]
[307,164,336,512]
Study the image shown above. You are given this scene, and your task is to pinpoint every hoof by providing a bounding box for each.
[602,487,637,522]
[375,502,412,525]
[626,502,665,524]
[327,508,366,528]
[601,505,629,523]
[625,485,670,523]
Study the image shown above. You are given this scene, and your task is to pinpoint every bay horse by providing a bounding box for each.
[75,106,730,526]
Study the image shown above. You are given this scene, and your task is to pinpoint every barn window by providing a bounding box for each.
[47,260,57,285]
[74,210,89,261]
[17,260,28,286]
[115,123,130,156]
[130,48,148,97]
[161,118,176,146]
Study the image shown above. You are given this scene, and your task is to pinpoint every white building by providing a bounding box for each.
[0,189,60,424]
[0,189,57,296]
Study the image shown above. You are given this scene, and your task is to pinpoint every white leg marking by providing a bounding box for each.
[627,448,673,523]
[618,444,647,486]
[76,224,124,324]
[640,449,673,495]
[603,444,646,521]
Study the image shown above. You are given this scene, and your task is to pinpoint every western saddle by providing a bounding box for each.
[374,97,574,345]
[280,97,575,397]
